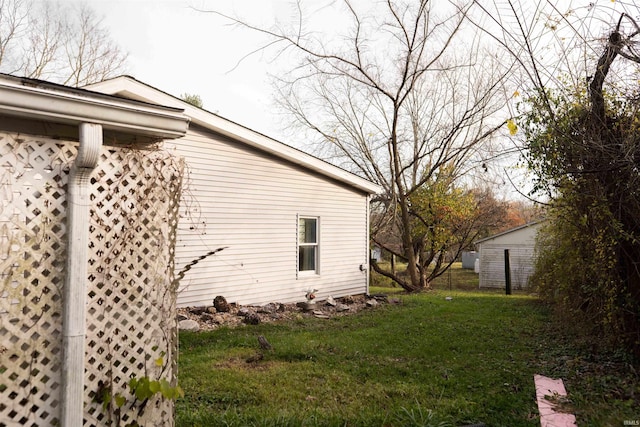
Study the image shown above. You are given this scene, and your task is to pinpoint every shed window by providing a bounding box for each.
[298,217,318,274]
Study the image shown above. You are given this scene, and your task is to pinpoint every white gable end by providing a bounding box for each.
[476,222,543,290]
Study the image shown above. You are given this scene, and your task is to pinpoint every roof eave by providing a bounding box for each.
[474,220,545,245]
[86,76,382,195]
[0,76,190,140]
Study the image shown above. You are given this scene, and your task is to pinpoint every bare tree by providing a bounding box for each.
[62,4,128,86]
[200,0,512,291]
[0,0,28,73]
[0,0,127,86]
[22,1,64,80]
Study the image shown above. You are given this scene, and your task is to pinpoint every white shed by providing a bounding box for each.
[475,221,543,289]
[87,76,381,307]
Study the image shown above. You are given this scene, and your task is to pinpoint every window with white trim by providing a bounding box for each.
[298,216,318,274]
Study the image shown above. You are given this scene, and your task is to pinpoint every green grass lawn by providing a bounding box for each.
[176,266,639,426]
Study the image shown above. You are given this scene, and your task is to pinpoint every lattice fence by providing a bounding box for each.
[0,131,183,426]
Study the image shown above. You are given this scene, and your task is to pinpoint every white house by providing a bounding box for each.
[86,76,381,307]
[475,221,543,289]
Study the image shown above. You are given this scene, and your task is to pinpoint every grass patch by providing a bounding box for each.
[178,292,532,426]
[176,266,639,426]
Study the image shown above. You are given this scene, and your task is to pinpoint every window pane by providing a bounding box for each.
[299,246,316,271]
[299,218,317,243]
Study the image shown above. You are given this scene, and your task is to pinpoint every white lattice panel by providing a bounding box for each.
[0,133,70,427]
[0,132,182,426]
[84,146,182,427]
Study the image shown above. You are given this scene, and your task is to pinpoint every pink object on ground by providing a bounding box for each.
[534,374,578,427]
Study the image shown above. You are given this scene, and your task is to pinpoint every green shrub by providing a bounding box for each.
[532,195,635,352]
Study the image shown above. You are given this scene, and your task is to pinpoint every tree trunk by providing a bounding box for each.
[589,27,622,124]
[398,194,422,292]
[390,109,423,292]
[420,268,430,290]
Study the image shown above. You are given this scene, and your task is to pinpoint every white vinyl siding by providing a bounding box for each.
[478,245,535,289]
[168,127,370,307]
[477,222,542,289]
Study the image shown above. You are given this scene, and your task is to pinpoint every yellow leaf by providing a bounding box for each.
[506,119,518,136]
[155,357,164,367]
[513,90,520,97]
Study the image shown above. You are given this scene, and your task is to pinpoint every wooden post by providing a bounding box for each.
[391,253,396,276]
[504,249,512,295]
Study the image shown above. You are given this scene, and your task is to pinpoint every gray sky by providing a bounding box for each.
[81,0,633,201]
[85,0,624,142]
[88,0,290,141]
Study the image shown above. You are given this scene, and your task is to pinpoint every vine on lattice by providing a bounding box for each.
[0,132,186,427]
[84,142,184,426]
[0,133,71,426]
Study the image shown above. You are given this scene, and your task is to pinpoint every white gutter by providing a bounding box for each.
[61,123,102,427]
[0,75,188,139]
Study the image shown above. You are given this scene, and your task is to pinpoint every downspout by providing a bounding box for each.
[61,123,103,427]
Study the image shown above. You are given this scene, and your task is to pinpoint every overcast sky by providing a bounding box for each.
[88,0,293,142]
[84,0,624,142]
[79,0,632,200]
